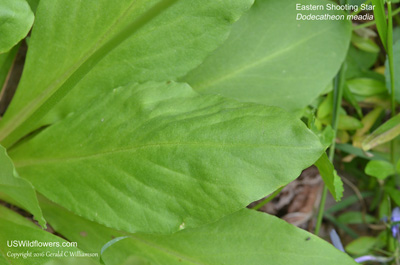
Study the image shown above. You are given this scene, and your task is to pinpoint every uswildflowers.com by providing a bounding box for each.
[7,240,77,248]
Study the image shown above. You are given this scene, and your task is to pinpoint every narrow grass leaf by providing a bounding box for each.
[371,0,388,50]
[362,113,400,150]
[385,41,400,103]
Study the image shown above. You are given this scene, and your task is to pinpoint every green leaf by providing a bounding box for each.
[365,160,395,180]
[319,115,363,130]
[26,0,40,13]
[0,205,100,265]
[39,200,357,265]
[314,153,344,201]
[385,41,400,103]
[355,107,384,137]
[385,187,400,207]
[39,199,130,265]
[311,124,335,150]
[345,45,379,80]
[337,211,377,224]
[0,144,45,227]
[0,0,34,54]
[345,236,378,256]
[343,84,363,118]
[338,115,364,130]
[351,33,380,53]
[118,257,152,265]
[346,78,388,97]
[317,92,333,119]
[371,0,388,50]
[182,0,352,111]
[9,81,323,234]
[362,113,400,150]
[0,0,253,148]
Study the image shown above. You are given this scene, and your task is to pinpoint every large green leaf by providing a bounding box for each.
[183,0,352,111]
[39,200,357,265]
[0,0,253,148]
[0,144,45,227]
[0,205,100,265]
[0,0,34,54]
[10,81,323,234]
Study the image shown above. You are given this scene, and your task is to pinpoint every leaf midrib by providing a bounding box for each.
[13,141,317,168]
[0,0,140,139]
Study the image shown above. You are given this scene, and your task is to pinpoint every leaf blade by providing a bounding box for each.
[0,0,33,53]
[183,0,352,110]
[10,81,323,234]
[365,160,395,180]
[39,199,357,265]
[371,0,388,50]
[0,144,45,227]
[315,153,344,201]
[0,0,254,147]
[385,41,400,103]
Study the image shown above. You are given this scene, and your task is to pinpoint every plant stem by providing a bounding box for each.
[388,3,395,119]
[251,186,285,210]
[387,2,397,165]
[315,186,328,235]
[315,64,346,236]
[353,6,400,30]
